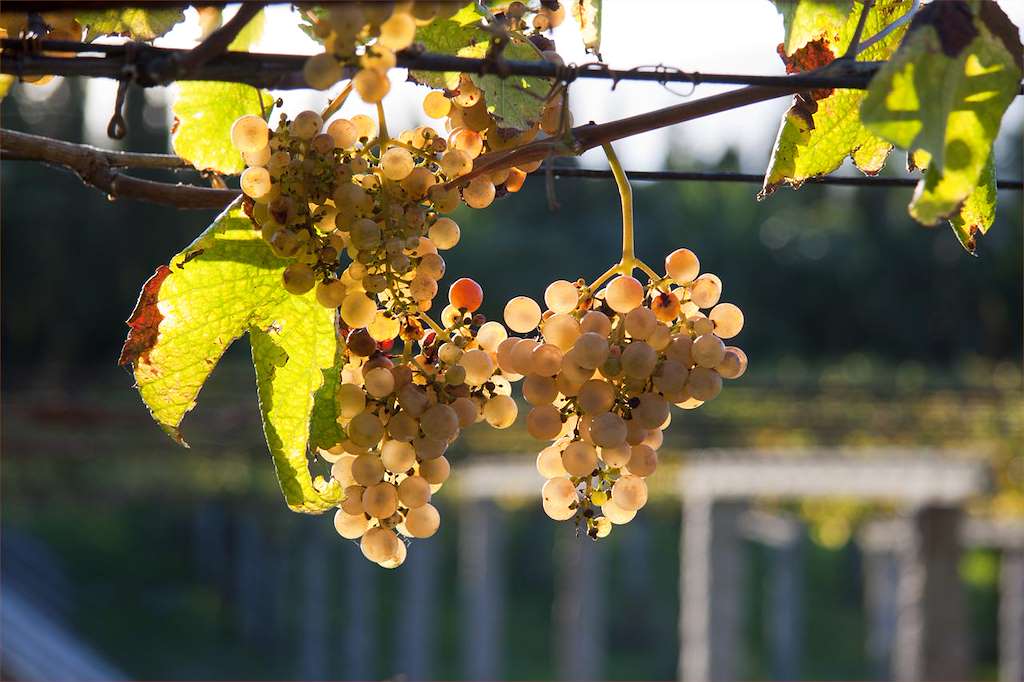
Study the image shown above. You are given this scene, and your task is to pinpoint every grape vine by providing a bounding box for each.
[1,0,1021,567]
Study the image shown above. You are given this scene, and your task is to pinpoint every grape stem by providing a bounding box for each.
[588,143,660,291]
[417,311,452,343]
[320,81,353,120]
[376,102,390,147]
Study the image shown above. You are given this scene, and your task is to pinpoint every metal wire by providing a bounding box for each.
[540,167,1024,191]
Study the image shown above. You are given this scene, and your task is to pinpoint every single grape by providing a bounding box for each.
[504,296,542,333]
[354,67,391,103]
[665,248,700,284]
[463,178,496,209]
[304,52,343,90]
[449,277,483,312]
[405,503,441,538]
[544,279,579,313]
[423,90,452,118]
[380,146,414,181]
[231,114,269,153]
[604,275,644,313]
[428,217,460,249]
[282,263,315,295]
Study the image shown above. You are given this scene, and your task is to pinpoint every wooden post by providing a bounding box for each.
[396,535,437,681]
[299,522,328,680]
[343,541,375,680]
[680,498,745,682]
[1001,549,1024,682]
[768,526,803,680]
[894,506,970,682]
[555,530,606,681]
[459,499,504,680]
[863,545,901,679]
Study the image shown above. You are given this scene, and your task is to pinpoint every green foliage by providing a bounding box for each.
[414,4,553,130]
[77,8,185,41]
[228,8,265,52]
[761,0,912,196]
[775,0,854,56]
[861,1,1022,248]
[250,295,342,513]
[171,82,268,175]
[118,200,341,513]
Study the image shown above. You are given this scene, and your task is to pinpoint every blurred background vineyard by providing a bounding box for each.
[2,3,1023,679]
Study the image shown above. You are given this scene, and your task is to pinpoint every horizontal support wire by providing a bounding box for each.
[541,167,1024,191]
[4,39,1023,94]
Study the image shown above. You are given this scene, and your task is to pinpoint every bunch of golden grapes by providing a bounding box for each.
[497,248,747,538]
[301,3,454,101]
[322,277,520,567]
[231,106,507,327]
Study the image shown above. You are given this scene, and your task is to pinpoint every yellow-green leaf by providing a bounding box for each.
[774,0,853,56]
[861,1,1022,226]
[0,74,14,100]
[172,81,268,175]
[251,293,343,514]
[77,8,185,41]
[228,8,265,52]
[949,154,996,254]
[761,0,913,197]
[119,200,341,513]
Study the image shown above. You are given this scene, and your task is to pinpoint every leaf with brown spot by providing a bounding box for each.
[118,265,170,368]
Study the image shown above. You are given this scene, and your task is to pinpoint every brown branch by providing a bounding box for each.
[0,128,239,209]
[454,84,797,188]
[173,3,265,77]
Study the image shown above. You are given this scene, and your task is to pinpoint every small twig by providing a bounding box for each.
[843,0,876,59]
[321,82,353,120]
[855,0,919,55]
[0,128,238,209]
[173,2,264,77]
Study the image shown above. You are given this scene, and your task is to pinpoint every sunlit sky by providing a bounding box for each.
[37,1,1024,174]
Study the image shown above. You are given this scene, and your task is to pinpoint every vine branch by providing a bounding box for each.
[173,2,265,77]
[0,128,239,209]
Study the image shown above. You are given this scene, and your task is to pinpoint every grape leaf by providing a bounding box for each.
[410,4,487,90]
[570,0,602,56]
[760,0,913,197]
[0,74,14,100]
[309,322,346,452]
[172,81,268,175]
[77,8,185,41]
[228,8,265,51]
[949,154,995,254]
[251,293,343,513]
[775,0,853,56]
[119,200,341,513]
[413,4,552,130]
[861,0,1022,230]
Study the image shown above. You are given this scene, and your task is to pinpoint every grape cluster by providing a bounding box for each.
[499,248,747,538]
[302,3,451,101]
[323,278,519,567]
[231,108,498,323]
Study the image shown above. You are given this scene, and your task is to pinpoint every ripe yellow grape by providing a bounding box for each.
[686,367,723,402]
[439,150,473,178]
[692,334,726,368]
[378,12,416,50]
[717,346,748,379]
[463,178,496,209]
[380,147,414,180]
[612,475,648,511]
[527,404,563,440]
[709,303,744,339]
[363,481,399,518]
[423,91,452,118]
[327,118,359,148]
[282,263,316,295]
[419,455,451,484]
[544,279,579,313]
[483,395,518,429]
[504,296,542,333]
[405,503,441,538]
[334,509,369,539]
[363,366,396,398]
[351,113,377,140]
[599,443,632,468]
[604,275,644,313]
[537,443,570,478]
[562,441,598,476]
[230,114,269,153]
[542,313,582,351]
[290,110,323,140]
[381,439,416,472]
[428,217,460,249]
[476,321,508,352]
[304,52,343,90]
[620,341,657,378]
[691,273,723,309]
[665,248,700,284]
[240,166,272,199]
[421,403,459,441]
[590,412,627,448]
[341,291,378,328]
[602,499,637,525]
[354,67,391,103]
[349,412,386,449]
[398,475,431,508]
[459,349,495,386]
[361,527,400,562]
